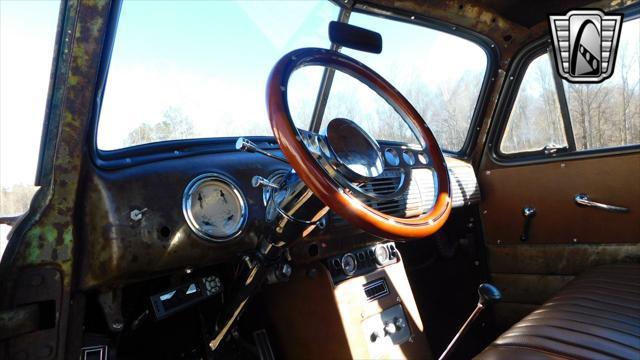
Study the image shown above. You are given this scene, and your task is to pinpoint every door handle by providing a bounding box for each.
[574,194,629,213]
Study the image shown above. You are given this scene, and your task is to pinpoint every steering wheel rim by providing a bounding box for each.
[267,48,451,240]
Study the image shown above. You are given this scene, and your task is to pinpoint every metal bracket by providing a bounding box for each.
[98,288,124,332]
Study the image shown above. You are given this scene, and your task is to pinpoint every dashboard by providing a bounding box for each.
[79,142,480,290]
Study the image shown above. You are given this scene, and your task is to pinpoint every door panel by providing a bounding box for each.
[479,152,640,332]
[479,152,640,246]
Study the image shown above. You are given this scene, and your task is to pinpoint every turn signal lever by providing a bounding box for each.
[439,283,502,360]
[235,137,288,163]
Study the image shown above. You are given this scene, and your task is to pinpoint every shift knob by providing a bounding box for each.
[478,283,502,306]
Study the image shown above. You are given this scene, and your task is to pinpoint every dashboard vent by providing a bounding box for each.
[330,161,480,228]
[359,169,434,217]
[363,278,389,301]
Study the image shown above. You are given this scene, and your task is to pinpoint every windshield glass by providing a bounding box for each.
[97,1,487,152]
[321,12,487,150]
[98,0,336,150]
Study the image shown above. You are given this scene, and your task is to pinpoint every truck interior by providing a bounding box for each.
[0,0,638,359]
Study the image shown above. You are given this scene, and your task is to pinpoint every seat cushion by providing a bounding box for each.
[476,264,640,360]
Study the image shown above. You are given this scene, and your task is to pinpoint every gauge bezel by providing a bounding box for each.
[402,150,416,166]
[384,148,400,166]
[182,173,248,242]
[341,253,358,276]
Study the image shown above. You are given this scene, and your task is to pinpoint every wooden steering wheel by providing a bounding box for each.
[267,48,451,240]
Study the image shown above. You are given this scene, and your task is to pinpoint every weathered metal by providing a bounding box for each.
[0,304,40,340]
[2,0,111,284]
[0,0,113,358]
[488,243,640,275]
[360,0,637,67]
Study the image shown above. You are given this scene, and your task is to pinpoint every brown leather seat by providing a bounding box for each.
[476,264,640,359]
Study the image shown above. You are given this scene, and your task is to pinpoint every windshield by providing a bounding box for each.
[97,0,487,152]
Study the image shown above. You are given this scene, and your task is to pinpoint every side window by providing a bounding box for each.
[0,1,60,257]
[500,18,640,156]
[501,54,567,154]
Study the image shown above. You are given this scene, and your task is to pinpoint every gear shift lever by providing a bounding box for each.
[438,283,502,360]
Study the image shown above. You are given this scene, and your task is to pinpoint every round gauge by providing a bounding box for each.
[374,245,390,265]
[183,174,248,242]
[417,151,428,165]
[384,148,400,166]
[341,253,358,276]
[402,150,416,166]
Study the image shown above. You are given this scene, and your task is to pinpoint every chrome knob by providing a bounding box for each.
[235,137,288,163]
[251,176,279,189]
[384,322,397,335]
[236,137,258,152]
[394,317,405,329]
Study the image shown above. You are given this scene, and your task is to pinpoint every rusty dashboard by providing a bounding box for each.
[79,141,480,289]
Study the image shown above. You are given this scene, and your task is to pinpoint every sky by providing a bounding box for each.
[1,0,60,188]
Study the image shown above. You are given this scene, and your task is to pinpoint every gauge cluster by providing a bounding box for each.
[182,173,248,242]
[325,243,400,284]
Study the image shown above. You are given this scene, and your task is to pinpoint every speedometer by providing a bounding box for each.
[183,174,248,242]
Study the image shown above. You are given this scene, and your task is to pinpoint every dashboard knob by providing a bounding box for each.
[384,322,397,335]
[370,329,383,342]
[251,175,279,189]
[394,317,405,329]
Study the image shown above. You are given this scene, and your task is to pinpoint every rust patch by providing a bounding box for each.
[3,0,112,289]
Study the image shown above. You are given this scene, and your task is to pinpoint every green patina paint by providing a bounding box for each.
[24,225,58,264]
[73,42,89,68]
[85,0,107,11]
[89,18,104,38]
[68,74,80,86]
[63,227,73,247]
[8,0,111,292]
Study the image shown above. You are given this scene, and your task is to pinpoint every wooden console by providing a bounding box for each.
[264,257,432,359]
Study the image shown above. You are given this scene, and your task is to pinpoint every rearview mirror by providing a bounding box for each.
[329,21,382,54]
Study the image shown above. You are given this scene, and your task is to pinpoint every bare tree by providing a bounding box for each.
[125,107,195,147]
